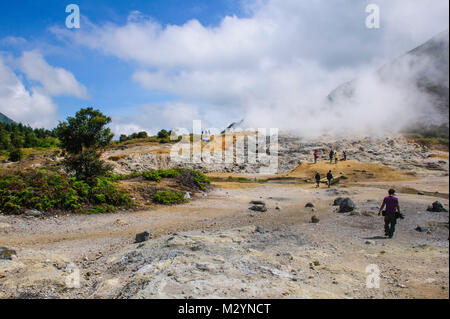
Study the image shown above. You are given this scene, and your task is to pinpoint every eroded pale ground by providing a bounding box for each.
[0,162,448,299]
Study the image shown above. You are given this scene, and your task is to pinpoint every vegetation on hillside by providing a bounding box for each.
[0,122,58,151]
[0,169,132,215]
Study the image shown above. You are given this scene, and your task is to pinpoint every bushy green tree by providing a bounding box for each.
[56,107,114,184]
[8,148,23,162]
[157,129,170,139]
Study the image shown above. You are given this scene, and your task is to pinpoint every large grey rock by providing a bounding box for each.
[338,198,355,213]
[135,230,151,243]
[333,197,344,206]
[427,201,448,212]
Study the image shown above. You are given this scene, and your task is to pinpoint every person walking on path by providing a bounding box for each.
[314,150,318,164]
[343,151,347,161]
[334,152,338,164]
[326,170,333,188]
[329,149,334,164]
[315,172,321,188]
[378,189,402,238]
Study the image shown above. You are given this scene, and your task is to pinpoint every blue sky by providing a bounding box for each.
[0,0,244,130]
[0,0,448,136]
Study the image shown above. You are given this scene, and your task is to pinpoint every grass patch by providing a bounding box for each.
[153,190,187,205]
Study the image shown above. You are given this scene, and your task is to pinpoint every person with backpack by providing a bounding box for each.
[314,150,319,164]
[326,170,333,188]
[315,172,321,188]
[378,189,403,238]
[334,152,338,164]
[343,150,347,161]
[329,149,334,164]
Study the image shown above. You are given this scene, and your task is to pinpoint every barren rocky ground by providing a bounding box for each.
[0,135,448,299]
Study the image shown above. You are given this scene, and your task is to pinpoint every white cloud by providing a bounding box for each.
[109,102,205,137]
[52,0,449,134]
[19,51,89,99]
[0,51,88,128]
[0,56,58,128]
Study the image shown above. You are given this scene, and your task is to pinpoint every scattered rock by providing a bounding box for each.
[427,201,448,213]
[255,226,265,233]
[338,198,355,213]
[249,201,267,212]
[305,202,314,208]
[184,192,191,200]
[135,230,151,243]
[24,209,44,218]
[415,226,430,233]
[0,247,16,260]
[311,215,320,223]
[417,192,425,196]
[365,240,375,245]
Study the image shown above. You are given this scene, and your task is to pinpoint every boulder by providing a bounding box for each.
[135,230,151,243]
[333,197,344,206]
[427,201,448,213]
[338,198,355,213]
[305,202,314,208]
[311,215,320,223]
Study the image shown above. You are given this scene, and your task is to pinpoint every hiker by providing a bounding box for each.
[378,189,402,238]
[314,150,318,164]
[329,149,334,164]
[315,172,321,188]
[343,150,347,161]
[326,170,333,188]
[334,152,338,164]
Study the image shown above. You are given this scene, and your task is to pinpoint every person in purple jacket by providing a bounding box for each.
[378,189,401,238]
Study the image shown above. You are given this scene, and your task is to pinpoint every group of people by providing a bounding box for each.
[314,170,334,188]
[313,149,347,164]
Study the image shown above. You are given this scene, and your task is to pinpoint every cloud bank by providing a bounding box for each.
[0,51,88,128]
[51,0,449,136]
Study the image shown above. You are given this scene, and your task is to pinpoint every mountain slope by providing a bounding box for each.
[328,30,449,123]
[0,112,14,124]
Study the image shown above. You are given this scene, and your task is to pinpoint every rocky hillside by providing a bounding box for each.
[101,134,448,176]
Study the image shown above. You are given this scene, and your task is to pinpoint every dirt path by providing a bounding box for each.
[0,176,448,299]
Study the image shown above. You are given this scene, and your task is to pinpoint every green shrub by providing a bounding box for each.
[157,168,181,178]
[190,170,210,190]
[153,190,186,205]
[87,204,117,215]
[142,171,161,182]
[8,149,23,162]
[0,169,132,214]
